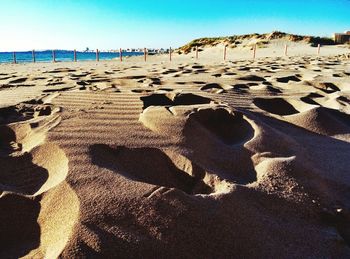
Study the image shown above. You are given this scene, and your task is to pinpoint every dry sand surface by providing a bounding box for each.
[0,45,350,258]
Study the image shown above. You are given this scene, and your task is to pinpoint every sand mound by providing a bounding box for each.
[0,182,79,259]
[253,97,300,115]
[29,143,69,195]
[285,107,350,138]
[254,155,350,245]
[26,182,80,259]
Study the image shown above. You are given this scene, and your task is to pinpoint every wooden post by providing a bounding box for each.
[169,47,172,62]
[224,45,227,61]
[195,46,198,59]
[284,44,288,56]
[96,49,99,61]
[74,49,77,62]
[32,50,36,63]
[144,48,147,62]
[13,52,17,64]
[52,50,56,63]
[317,44,321,56]
[253,44,257,59]
[120,48,123,62]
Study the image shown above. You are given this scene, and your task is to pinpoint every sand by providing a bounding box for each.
[0,42,350,258]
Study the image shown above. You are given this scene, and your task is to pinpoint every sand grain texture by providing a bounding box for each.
[0,47,350,258]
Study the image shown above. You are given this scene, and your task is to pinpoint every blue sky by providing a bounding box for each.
[0,0,349,51]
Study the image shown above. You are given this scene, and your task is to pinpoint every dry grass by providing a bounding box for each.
[178,31,335,54]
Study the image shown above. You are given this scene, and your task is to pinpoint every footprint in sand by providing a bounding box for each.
[275,75,301,83]
[0,74,16,81]
[200,83,232,94]
[300,93,324,105]
[8,77,28,84]
[312,81,340,93]
[0,132,78,258]
[0,194,41,258]
[236,75,266,82]
[0,181,79,259]
[139,93,257,185]
[0,137,68,196]
[45,68,77,74]
[0,101,60,125]
[253,97,300,116]
[140,92,212,109]
[131,89,154,94]
[89,145,223,195]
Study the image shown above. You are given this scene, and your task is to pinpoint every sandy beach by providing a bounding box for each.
[0,40,350,258]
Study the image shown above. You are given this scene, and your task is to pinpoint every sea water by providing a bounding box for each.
[0,50,144,63]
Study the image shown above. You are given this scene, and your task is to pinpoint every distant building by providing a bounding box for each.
[334,31,350,44]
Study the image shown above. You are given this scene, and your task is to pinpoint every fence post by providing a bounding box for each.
[13,52,17,64]
[224,45,227,61]
[317,44,321,56]
[195,46,198,59]
[284,44,288,56]
[74,49,77,62]
[32,50,36,63]
[120,48,123,62]
[52,50,56,63]
[253,44,257,59]
[96,49,99,61]
[169,47,172,61]
[144,48,147,62]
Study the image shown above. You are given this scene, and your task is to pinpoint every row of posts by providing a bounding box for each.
[193,43,321,61]
[11,48,155,64]
[226,43,321,60]
[11,44,322,64]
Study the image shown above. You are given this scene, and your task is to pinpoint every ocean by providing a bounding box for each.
[0,50,144,64]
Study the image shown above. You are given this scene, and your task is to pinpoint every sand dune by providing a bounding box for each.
[0,47,350,258]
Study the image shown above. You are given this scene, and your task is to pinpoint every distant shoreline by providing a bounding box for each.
[0,50,146,64]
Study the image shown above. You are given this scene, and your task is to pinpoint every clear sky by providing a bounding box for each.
[0,0,349,51]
